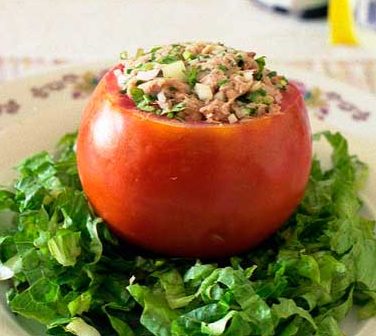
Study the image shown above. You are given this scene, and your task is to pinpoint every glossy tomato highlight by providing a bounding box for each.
[77,67,312,258]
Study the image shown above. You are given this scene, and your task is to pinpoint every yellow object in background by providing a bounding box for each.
[329,0,359,45]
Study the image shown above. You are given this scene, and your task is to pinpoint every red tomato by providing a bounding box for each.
[77,66,312,258]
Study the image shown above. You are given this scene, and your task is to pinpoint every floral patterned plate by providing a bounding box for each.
[0,64,375,335]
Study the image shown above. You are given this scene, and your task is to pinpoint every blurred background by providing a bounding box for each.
[0,0,375,93]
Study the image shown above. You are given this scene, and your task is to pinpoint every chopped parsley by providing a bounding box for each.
[255,56,266,71]
[218,64,228,72]
[236,54,245,67]
[186,66,199,88]
[277,77,289,90]
[268,71,277,78]
[243,107,256,116]
[135,62,154,71]
[137,95,157,112]
[150,46,162,53]
[163,102,186,119]
[158,55,179,64]
[247,88,267,103]
[182,50,194,60]
[171,101,185,112]
[218,79,229,87]
[130,87,145,104]
[130,88,157,112]
[254,56,266,80]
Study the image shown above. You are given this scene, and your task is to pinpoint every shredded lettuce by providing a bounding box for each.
[0,131,375,335]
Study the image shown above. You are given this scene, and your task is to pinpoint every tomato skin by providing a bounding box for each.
[77,67,312,258]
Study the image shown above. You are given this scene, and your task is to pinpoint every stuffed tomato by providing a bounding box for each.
[77,42,312,257]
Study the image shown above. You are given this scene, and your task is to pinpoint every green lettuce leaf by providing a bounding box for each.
[0,131,374,335]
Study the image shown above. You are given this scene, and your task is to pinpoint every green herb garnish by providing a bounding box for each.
[185,66,199,88]
[137,103,156,112]
[158,55,179,64]
[182,50,194,60]
[163,102,186,119]
[171,102,185,112]
[254,56,266,80]
[277,76,289,90]
[150,46,162,53]
[243,107,256,116]
[130,88,157,112]
[255,56,266,71]
[218,64,228,72]
[236,54,245,67]
[137,95,157,112]
[130,87,145,104]
[247,88,267,103]
[218,79,229,87]
[135,62,154,71]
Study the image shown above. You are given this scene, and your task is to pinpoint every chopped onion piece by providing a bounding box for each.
[157,91,170,109]
[162,61,186,80]
[234,108,246,119]
[214,91,225,101]
[252,81,262,91]
[117,76,128,87]
[157,91,167,103]
[113,69,123,77]
[194,83,213,101]
[243,70,255,81]
[228,114,238,124]
[129,275,136,285]
[213,45,226,53]
[113,68,129,87]
[158,101,170,110]
[136,69,160,81]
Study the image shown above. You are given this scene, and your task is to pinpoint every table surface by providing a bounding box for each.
[0,0,375,93]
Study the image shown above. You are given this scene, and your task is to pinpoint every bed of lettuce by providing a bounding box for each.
[0,131,375,336]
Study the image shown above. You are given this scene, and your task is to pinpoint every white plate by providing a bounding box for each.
[0,64,375,335]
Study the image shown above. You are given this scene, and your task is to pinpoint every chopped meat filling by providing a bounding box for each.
[116,42,288,123]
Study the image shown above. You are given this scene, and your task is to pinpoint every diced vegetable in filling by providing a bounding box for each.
[116,42,288,123]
